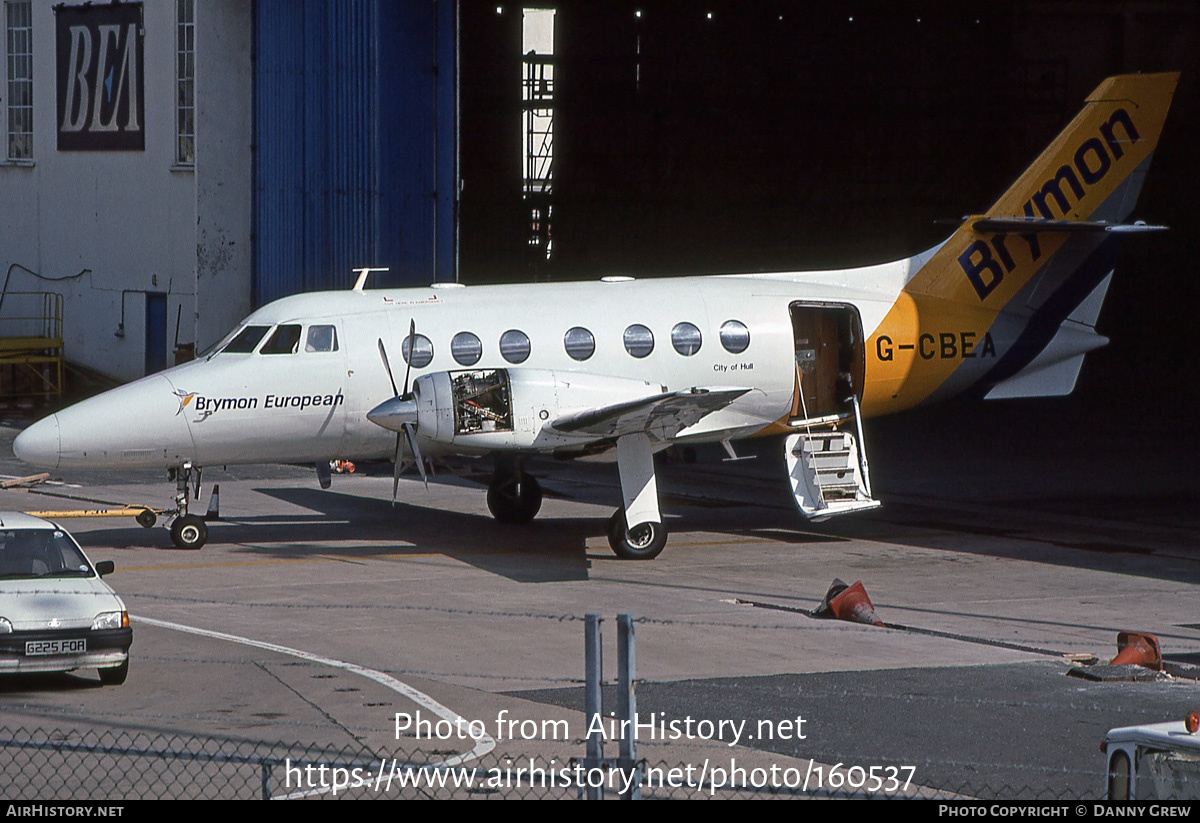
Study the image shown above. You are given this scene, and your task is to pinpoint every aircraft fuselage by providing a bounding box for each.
[19,268,917,470]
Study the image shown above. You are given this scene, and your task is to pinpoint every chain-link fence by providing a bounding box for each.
[3,726,1194,800]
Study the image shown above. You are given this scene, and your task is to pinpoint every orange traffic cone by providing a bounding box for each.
[1110,631,1162,671]
[815,579,885,627]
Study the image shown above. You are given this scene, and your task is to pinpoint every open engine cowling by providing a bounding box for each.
[405,368,664,452]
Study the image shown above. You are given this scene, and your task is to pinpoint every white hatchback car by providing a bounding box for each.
[0,513,132,685]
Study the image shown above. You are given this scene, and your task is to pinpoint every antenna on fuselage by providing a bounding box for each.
[352,267,390,291]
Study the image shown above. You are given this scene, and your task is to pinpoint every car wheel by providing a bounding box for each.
[170,515,208,550]
[99,659,129,686]
[606,509,668,560]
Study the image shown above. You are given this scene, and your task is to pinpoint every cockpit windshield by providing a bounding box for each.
[205,322,340,358]
[260,324,303,354]
[219,325,271,354]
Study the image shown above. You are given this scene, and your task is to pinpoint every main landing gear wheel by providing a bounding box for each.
[607,509,668,560]
[170,514,208,550]
[487,473,543,524]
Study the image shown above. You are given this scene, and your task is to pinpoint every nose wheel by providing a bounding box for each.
[170,515,208,550]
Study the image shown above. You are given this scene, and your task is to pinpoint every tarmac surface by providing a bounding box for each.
[0,394,1197,799]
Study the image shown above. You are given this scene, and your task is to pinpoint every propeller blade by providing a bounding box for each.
[391,433,402,505]
[404,422,428,489]
[377,338,398,396]
[384,324,422,501]
[402,319,416,397]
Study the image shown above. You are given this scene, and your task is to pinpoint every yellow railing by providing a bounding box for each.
[0,291,64,403]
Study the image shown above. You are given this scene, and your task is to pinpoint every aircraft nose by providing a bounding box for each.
[13,413,61,469]
[14,375,196,470]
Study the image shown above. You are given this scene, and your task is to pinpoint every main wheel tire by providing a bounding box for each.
[99,659,129,686]
[606,510,668,560]
[487,473,543,524]
[170,515,208,550]
[135,509,157,528]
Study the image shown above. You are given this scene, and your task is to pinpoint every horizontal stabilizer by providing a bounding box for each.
[551,387,750,441]
[970,216,1168,234]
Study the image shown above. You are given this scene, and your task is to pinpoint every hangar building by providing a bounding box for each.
[0,1,1196,401]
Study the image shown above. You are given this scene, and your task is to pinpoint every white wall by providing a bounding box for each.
[195,0,252,355]
[0,0,251,382]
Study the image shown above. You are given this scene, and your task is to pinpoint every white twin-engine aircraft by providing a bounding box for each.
[13,73,1178,558]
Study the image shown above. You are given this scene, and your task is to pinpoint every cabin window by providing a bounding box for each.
[564,327,595,361]
[671,322,702,356]
[451,332,483,366]
[221,325,271,354]
[719,320,750,353]
[260,324,303,354]
[402,334,435,369]
[499,330,531,364]
[623,324,654,358]
[305,325,339,353]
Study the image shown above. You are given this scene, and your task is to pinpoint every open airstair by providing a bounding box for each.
[785,394,880,521]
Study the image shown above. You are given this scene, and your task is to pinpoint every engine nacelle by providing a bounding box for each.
[410,368,663,452]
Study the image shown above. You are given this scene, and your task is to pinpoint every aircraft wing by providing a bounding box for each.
[551,387,751,442]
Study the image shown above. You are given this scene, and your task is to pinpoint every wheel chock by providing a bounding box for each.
[814,578,885,627]
[205,484,221,521]
[1110,631,1162,671]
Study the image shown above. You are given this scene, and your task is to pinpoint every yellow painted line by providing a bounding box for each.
[373,552,452,560]
[660,541,764,549]
[115,557,341,572]
[116,551,440,572]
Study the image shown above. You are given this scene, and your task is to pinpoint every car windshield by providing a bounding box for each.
[0,529,93,579]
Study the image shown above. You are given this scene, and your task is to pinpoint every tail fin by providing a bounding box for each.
[863,73,1179,415]
[908,72,1178,307]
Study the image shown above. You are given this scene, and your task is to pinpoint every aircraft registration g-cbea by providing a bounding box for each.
[13,73,1179,558]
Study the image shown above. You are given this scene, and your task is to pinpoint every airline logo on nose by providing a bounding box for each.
[171,387,345,422]
[173,389,196,416]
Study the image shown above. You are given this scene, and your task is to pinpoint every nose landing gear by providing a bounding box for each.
[167,462,209,550]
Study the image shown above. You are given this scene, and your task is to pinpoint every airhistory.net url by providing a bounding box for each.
[279,757,916,797]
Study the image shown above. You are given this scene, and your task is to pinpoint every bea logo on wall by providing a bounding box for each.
[55,3,145,151]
